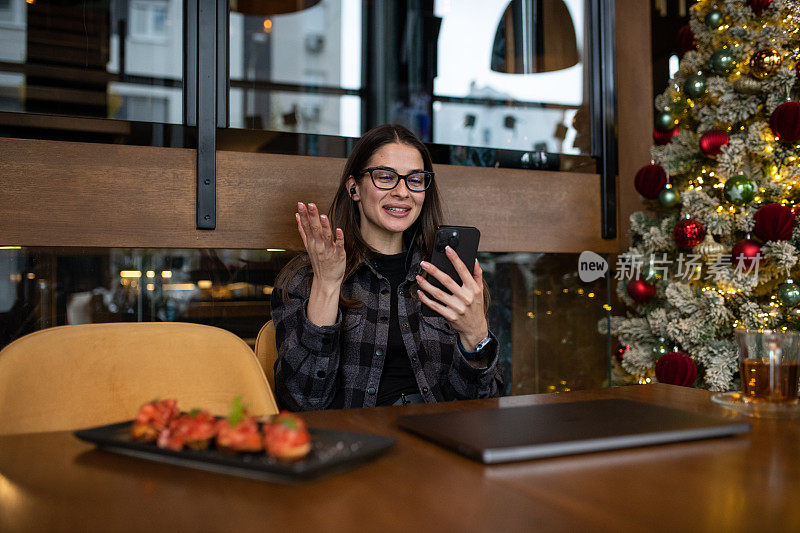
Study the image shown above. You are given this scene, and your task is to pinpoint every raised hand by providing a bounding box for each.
[297,202,345,326]
[415,246,489,351]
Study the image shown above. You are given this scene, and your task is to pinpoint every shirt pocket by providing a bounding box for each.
[343,309,364,331]
[420,313,457,338]
[341,309,366,347]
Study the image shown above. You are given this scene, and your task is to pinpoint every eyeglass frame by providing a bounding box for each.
[360,166,435,192]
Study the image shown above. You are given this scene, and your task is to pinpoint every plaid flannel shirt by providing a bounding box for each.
[272,250,503,411]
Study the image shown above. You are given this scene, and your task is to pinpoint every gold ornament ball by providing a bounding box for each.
[749,48,782,79]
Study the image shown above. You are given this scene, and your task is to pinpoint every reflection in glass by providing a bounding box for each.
[490,0,579,74]
[0,0,183,124]
[0,248,611,395]
[227,0,591,157]
[433,0,589,154]
[229,0,361,137]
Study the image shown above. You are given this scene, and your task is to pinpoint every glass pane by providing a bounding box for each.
[480,252,611,395]
[229,0,360,137]
[0,0,183,124]
[226,0,591,159]
[433,100,584,154]
[0,247,611,395]
[433,0,590,154]
[0,247,293,348]
[230,87,360,137]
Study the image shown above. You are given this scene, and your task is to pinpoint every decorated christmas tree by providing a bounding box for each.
[604,0,800,390]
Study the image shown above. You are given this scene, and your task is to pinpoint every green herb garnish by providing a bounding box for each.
[228,396,248,426]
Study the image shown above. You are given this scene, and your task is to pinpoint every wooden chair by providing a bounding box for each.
[254,320,278,392]
[0,322,279,435]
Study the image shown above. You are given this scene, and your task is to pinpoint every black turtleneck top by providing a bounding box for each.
[372,251,419,405]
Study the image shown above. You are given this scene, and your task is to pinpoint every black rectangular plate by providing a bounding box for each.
[75,421,396,482]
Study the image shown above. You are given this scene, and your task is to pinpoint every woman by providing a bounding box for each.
[272,124,502,410]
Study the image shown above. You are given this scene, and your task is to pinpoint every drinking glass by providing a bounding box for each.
[735,328,800,404]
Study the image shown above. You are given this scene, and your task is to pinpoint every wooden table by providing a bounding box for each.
[1,384,798,532]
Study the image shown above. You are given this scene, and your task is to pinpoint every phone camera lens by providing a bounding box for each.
[448,235,459,248]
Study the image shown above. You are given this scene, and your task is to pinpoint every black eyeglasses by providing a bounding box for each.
[361,166,434,192]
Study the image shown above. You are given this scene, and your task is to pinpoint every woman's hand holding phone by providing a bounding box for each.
[296,202,345,326]
[416,246,489,352]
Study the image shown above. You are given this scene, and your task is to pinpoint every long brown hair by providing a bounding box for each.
[276,124,444,307]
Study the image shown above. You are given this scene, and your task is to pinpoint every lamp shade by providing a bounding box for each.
[231,0,322,17]
[490,0,579,74]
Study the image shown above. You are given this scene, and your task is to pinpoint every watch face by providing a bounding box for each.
[476,336,491,351]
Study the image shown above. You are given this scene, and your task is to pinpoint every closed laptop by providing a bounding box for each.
[397,399,750,464]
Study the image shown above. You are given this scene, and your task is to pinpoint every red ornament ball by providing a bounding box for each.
[731,239,763,270]
[634,164,667,199]
[795,61,800,79]
[675,24,695,57]
[748,0,773,15]
[627,278,656,304]
[769,101,800,143]
[653,126,679,146]
[673,218,706,248]
[753,203,796,241]
[699,129,729,157]
[655,352,697,387]
[615,343,627,363]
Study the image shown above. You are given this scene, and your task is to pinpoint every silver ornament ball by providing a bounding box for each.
[659,187,680,208]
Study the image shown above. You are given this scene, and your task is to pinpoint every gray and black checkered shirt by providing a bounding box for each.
[272,250,503,410]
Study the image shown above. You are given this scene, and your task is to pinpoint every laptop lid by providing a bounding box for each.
[396,399,750,464]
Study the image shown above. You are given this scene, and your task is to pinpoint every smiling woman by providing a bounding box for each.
[271,124,503,410]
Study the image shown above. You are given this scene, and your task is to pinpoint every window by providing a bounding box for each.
[130,0,170,41]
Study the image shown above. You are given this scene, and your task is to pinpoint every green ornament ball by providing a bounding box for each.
[655,110,678,131]
[723,175,756,206]
[684,73,708,99]
[710,49,735,76]
[705,8,723,29]
[659,187,680,208]
[777,281,800,307]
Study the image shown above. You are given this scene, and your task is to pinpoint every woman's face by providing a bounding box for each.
[349,142,426,251]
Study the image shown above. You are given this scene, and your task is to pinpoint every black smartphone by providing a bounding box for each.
[427,225,481,293]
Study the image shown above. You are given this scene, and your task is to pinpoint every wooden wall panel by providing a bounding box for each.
[615,0,653,247]
[0,137,616,253]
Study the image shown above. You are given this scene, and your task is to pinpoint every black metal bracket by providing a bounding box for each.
[590,0,618,240]
[185,0,227,230]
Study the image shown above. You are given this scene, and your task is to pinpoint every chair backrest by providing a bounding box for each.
[0,322,279,435]
[254,320,278,392]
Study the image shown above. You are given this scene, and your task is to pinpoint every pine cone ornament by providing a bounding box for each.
[693,233,725,259]
[734,77,762,94]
